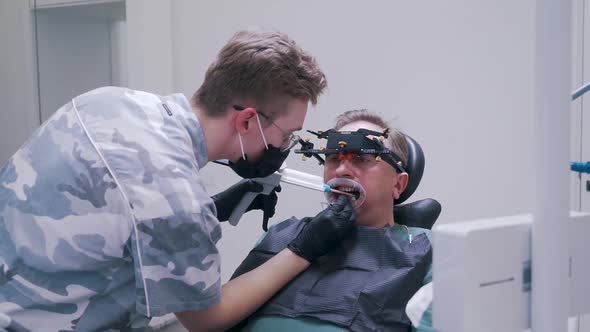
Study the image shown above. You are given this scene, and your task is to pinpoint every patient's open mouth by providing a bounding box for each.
[325,178,366,209]
[331,186,360,199]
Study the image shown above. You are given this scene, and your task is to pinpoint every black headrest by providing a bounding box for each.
[394,199,441,230]
[393,135,441,230]
[395,135,424,205]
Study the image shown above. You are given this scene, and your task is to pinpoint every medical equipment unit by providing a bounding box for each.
[433,1,590,331]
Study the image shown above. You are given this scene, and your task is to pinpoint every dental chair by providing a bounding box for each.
[393,136,441,230]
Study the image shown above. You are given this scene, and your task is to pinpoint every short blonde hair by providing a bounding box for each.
[193,30,327,118]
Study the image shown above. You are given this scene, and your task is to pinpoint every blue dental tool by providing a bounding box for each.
[571,161,590,174]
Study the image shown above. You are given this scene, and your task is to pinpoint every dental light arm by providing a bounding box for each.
[572,81,590,101]
[571,84,590,172]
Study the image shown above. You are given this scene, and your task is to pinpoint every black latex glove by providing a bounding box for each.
[287,195,356,262]
[211,180,281,229]
[251,185,281,231]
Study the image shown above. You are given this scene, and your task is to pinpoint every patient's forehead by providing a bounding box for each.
[338,120,384,133]
[338,120,388,146]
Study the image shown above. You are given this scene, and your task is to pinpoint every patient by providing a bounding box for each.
[230,109,433,332]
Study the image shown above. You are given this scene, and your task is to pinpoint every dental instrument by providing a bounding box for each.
[278,168,354,197]
[228,164,352,226]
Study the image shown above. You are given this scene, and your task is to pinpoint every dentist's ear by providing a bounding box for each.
[392,172,409,200]
[233,106,257,134]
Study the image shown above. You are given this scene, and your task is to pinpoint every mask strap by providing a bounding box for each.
[255,113,269,150]
[238,134,246,160]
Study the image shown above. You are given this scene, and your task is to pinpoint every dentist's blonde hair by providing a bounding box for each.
[193,29,327,119]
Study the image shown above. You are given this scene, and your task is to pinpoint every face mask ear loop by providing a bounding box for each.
[238,134,246,160]
[255,113,269,150]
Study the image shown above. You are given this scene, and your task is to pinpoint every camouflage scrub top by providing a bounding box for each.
[0,87,222,331]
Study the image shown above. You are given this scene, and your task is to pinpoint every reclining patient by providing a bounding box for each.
[230,109,433,332]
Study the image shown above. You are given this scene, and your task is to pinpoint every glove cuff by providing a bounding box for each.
[287,243,313,263]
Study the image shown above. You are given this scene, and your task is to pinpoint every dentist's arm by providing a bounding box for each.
[175,195,356,332]
[175,248,308,332]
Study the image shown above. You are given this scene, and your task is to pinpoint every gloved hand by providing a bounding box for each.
[211,180,281,229]
[250,185,281,232]
[287,195,356,262]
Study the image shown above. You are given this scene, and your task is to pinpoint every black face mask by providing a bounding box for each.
[228,145,290,178]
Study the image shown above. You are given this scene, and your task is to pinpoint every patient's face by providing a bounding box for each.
[323,120,406,227]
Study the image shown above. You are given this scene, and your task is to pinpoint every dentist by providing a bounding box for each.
[0,30,356,332]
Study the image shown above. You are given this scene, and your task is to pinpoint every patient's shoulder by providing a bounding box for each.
[408,226,432,242]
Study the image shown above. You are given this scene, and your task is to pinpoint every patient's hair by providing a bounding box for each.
[334,109,408,168]
[192,29,327,119]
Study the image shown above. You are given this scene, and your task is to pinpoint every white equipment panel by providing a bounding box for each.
[433,212,590,332]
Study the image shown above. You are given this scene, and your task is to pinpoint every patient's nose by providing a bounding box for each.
[333,159,355,178]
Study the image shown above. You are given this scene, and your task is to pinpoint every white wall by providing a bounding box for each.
[125,0,173,93]
[36,10,113,122]
[581,0,590,213]
[0,0,127,164]
[0,1,40,164]
[170,0,537,282]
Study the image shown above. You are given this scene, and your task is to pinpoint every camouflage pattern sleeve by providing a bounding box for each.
[73,87,224,317]
[0,97,144,331]
[131,211,222,316]
[0,86,224,330]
